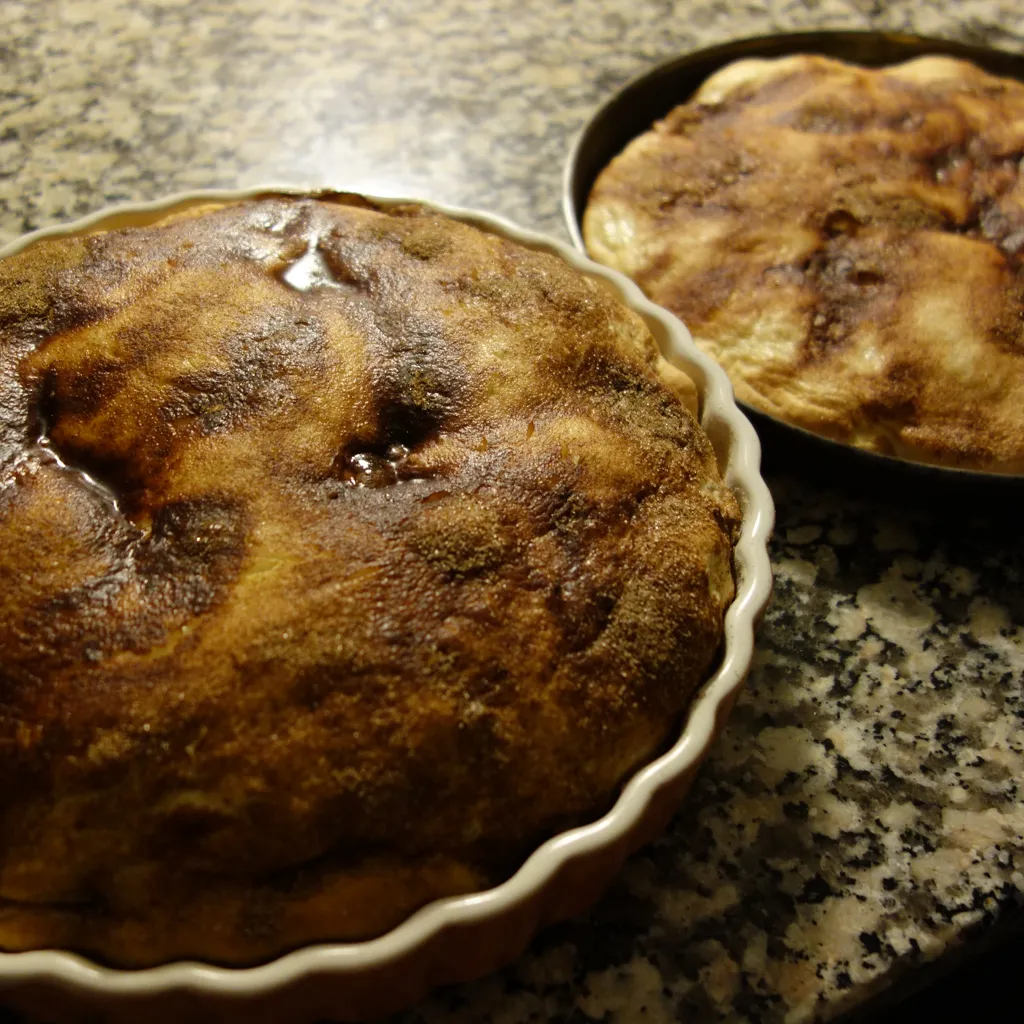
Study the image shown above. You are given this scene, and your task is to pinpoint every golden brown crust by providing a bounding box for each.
[583,54,1024,472]
[0,194,739,965]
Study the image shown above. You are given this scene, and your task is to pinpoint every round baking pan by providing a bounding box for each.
[0,187,773,1024]
[564,31,1024,496]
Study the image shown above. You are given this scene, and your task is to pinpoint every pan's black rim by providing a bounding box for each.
[563,31,1024,486]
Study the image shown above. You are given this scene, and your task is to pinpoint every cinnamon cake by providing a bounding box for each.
[584,54,1024,472]
[0,193,740,965]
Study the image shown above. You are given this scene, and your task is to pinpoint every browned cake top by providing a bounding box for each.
[0,194,739,965]
[584,55,1024,471]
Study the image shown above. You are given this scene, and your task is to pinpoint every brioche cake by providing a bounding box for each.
[584,54,1024,472]
[0,193,740,965]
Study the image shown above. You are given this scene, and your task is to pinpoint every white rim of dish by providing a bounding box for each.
[0,187,774,998]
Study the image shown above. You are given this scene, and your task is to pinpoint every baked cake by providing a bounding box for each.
[0,193,740,965]
[584,55,1024,472]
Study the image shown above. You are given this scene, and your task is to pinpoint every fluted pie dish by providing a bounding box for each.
[0,188,772,1022]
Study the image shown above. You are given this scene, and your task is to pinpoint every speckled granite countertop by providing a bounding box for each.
[2,1,1023,1021]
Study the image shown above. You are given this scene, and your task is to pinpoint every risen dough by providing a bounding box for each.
[585,55,1024,472]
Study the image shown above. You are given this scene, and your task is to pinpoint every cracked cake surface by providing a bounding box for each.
[584,54,1024,472]
[0,193,739,966]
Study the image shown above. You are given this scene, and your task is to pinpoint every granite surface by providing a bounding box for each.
[1,1,1023,1022]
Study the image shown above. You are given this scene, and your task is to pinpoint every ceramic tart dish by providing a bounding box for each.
[0,187,773,1023]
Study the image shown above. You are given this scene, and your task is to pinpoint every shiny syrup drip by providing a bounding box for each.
[35,434,122,513]
[343,445,412,488]
[280,243,341,292]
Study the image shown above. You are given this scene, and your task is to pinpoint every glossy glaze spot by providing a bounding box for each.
[344,452,398,488]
